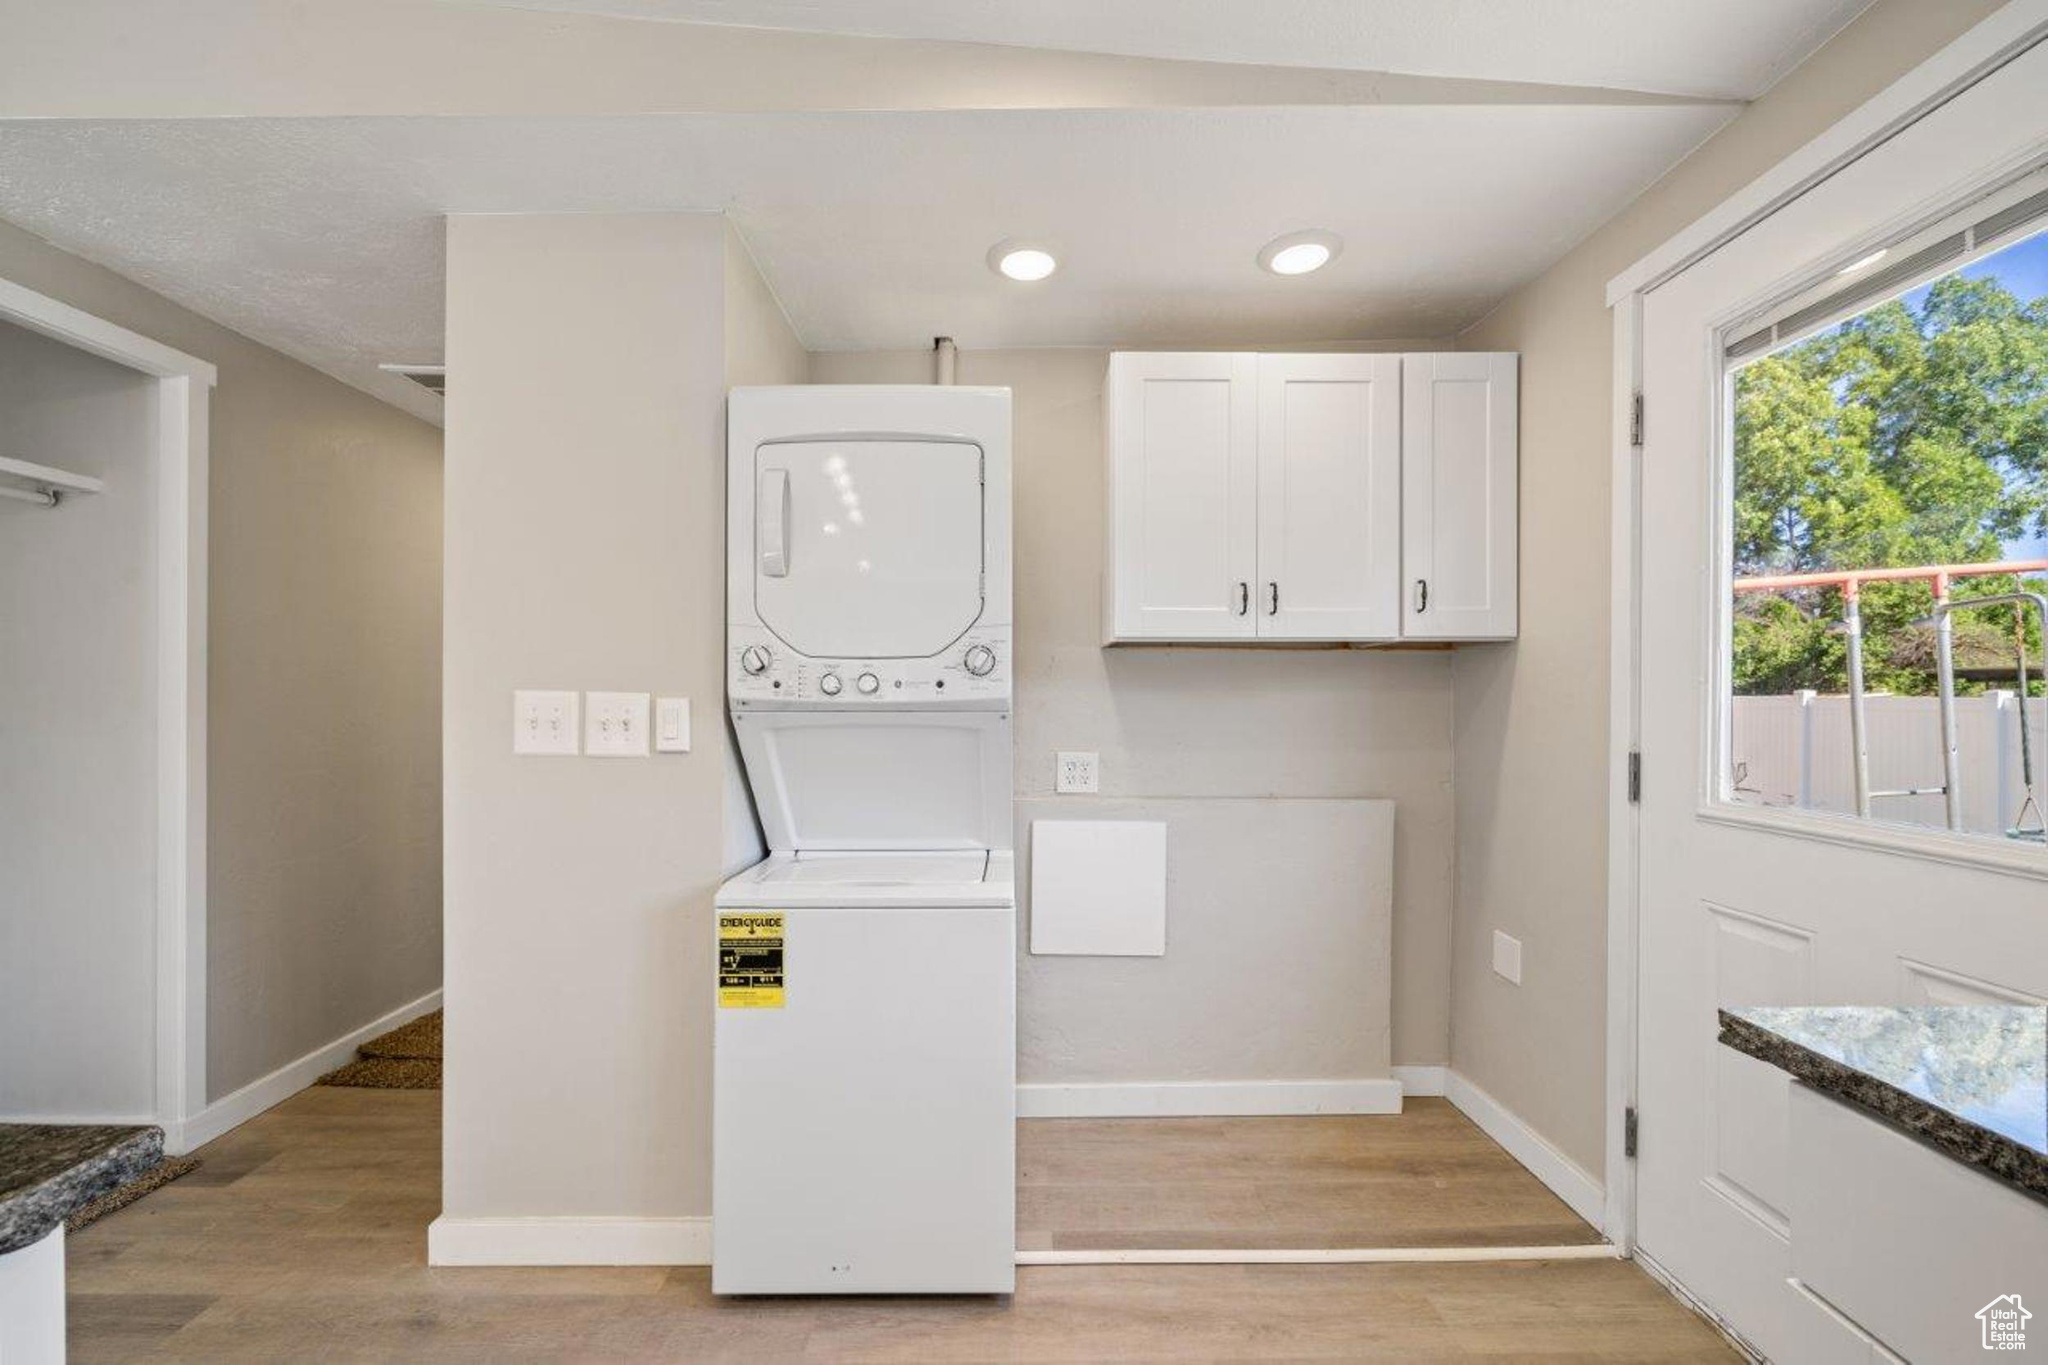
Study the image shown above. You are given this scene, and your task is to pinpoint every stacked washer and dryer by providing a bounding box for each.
[713,384,1016,1295]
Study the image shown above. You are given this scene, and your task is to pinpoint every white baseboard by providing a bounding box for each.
[1018,1243,1622,1266]
[1392,1065,1446,1098]
[428,1216,711,1267]
[169,988,442,1154]
[1442,1070,1605,1229]
[1017,1078,1403,1118]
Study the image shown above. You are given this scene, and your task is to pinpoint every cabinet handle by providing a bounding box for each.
[1236,581,1249,616]
[1414,579,1429,613]
[1268,582,1280,616]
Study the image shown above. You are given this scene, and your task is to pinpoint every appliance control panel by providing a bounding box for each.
[727,625,1011,708]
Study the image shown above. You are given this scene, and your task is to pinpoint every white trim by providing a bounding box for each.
[0,274,214,1148]
[1605,4,2048,303]
[1442,1071,1606,1231]
[1016,1244,1620,1266]
[0,276,216,385]
[171,988,441,1154]
[1606,296,1642,1254]
[1392,1064,1446,1098]
[1016,1078,1403,1118]
[428,1216,711,1267]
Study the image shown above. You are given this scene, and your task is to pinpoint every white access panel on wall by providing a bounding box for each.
[1256,353,1401,640]
[1104,352,1257,642]
[1028,819,1167,956]
[1401,353,1518,640]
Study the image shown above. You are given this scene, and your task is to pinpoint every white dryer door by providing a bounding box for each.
[753,439,984,659]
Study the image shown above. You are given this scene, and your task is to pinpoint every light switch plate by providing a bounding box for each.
[656,696,691,753]
[513,690,580,755]
[1492,930,1523,985]
[585,691,651,757]
[1055,751,1099,794]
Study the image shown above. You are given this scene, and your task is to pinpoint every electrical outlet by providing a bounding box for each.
[513,690,580,755]
[585,691,651,757]
[1492,930,1523,985]
[1055,750,1099,794]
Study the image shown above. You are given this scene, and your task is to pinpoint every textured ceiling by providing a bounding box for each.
[0,0,1873,422]
[0,105,1734,420]
[458,0,1872,99]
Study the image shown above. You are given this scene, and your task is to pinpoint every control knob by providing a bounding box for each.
[962,644,997,677]
[855,672,881,695]
[738,645,771,676]
[818,673,843,697]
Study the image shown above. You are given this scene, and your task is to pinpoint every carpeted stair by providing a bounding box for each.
[317,1009,442,1090]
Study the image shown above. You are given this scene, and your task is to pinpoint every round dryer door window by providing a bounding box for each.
[753,439,985,659]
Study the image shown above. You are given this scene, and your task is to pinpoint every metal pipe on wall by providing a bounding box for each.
[934,336,957,386]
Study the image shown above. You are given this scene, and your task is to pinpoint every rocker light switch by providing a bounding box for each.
[656,696,691,753]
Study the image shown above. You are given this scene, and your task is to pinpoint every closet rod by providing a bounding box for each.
[0,484,60,508]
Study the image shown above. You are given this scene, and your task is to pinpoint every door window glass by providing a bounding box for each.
[1725,225,2048,842]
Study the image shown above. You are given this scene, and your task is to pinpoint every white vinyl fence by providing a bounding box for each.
[1732,691,2048,836]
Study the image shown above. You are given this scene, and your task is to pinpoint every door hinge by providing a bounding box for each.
[1630,392,1644,448]
[1627,750,1641,804]
[1625,1106,1639,1159]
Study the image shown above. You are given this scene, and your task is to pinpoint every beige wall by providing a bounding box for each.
[442,213,802,1223]
[0,217,444,1104]
[811,347,1456,1068]
[1448,0,2003,1178]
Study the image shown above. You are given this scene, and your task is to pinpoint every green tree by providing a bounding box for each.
[1732,269,2048,696]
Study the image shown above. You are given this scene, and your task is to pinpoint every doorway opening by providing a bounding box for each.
[0,277,213,1146]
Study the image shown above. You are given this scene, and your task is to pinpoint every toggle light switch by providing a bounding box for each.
[513,690,580,755]
[585,692,651,757]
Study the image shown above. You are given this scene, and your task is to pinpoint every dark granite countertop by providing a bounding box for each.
[1718,1005,2046,1202]
[0,1124,163,1255]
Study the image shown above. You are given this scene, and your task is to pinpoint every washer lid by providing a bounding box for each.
[754,439,984,660]
[733,708,1012,852]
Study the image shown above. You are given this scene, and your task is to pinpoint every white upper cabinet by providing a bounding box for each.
[1103,352,1258,641]
[1401,353,1518,641]
[1103,350,1517,644]
[1255,354,1401,640]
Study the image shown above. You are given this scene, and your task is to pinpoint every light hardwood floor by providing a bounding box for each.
[1019,1101,1604,1250]
[67,1088,1737,1362]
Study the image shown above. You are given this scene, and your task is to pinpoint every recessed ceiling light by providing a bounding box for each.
[1259,230,1343,276]
[1838,248,1889,276]
[987,240,1059,282]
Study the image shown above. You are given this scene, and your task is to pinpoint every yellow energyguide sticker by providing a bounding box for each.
[718,912,785,1008]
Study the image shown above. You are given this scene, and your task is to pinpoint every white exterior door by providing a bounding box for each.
[1255,353,1400,640]
[1401,353,1517,640]
[1634,44,2048,1363]
[1105,352,1257,640]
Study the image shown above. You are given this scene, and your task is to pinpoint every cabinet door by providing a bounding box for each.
[1254,354,1401,640]
[1402,353,1518,639]
[1105,352,1257,641]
